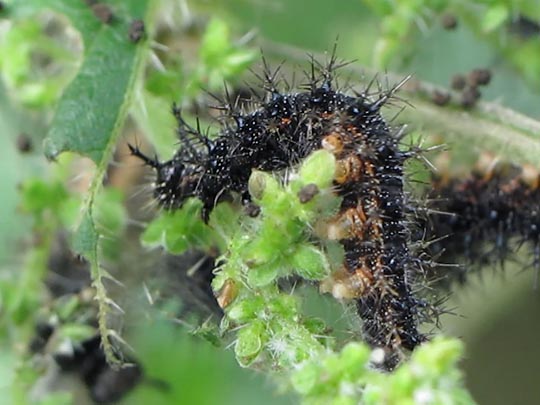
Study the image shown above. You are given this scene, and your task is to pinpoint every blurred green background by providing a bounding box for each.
[1,0,540,404]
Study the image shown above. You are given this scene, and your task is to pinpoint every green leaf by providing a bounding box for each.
[19,178,68,217]
[42,0,151,163]
[141,199,215,254]
[248,170,279,202]
[72,211,98,258]
[482,4,509,33]
[227,297,265,323]
[164,230,190,254]
[247,262,280,287]
[290,244,330,280]
[268,294,298,319]
[140,213,168,247]
[199,18,256,76]
[296,150,336,190]
[188,17,256,93]
[200,19,231,64]
[235,320,266,365]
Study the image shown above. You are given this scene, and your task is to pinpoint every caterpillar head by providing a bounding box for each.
[129,144,200,209]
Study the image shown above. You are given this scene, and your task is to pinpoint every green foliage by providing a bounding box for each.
[24,0,152,163]
[213,150,338,289]
[2,0,540,403]
[481,3,509,32]
[0,18,76,107]
[362,0,540,88]
[292,338,475,405]
[185,18,257,96]
[141,198,225,253]
[2,157,73,327]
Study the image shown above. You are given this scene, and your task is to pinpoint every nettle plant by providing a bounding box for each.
[2,1,540,404]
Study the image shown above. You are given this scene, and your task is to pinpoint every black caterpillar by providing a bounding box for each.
[426,158,540,284]
[131,55,438,368]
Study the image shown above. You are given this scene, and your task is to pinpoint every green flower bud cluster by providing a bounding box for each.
[212,150,340,367]
[292,337,475,405]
